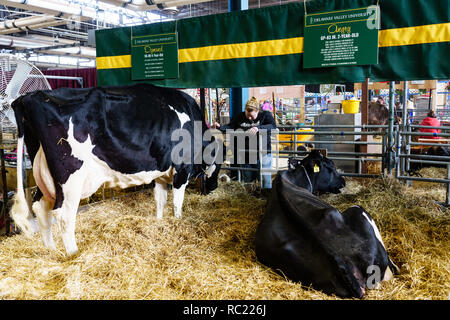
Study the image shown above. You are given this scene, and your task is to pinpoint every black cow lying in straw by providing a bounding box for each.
[10,83,219,256]
[255,150,399,298]
[408,146,450,173]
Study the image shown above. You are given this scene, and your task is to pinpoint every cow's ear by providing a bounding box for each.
[309,149,323,159]
[288,158,301,170]
[304,159,322,173]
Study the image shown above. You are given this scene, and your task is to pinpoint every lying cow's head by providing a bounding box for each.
[288,150,345,194]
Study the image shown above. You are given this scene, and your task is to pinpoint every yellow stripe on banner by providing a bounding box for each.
[178,37,303,63]
[96,54,131,69]
[379,23,450,47]
[96,23,449,70]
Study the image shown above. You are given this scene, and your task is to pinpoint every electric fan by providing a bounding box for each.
[0,53,52,163]
[0,53,52,127]
[0,54,51,234]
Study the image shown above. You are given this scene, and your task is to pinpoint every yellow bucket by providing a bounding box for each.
[279,128,314,148]
[342,100,360,114]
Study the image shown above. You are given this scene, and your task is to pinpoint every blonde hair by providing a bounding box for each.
[245,96,259,112]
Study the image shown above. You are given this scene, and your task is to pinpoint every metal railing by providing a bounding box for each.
[217,123,449,206]
[396,123,450,205]
[219,125,388,180]
[275,124,389,178]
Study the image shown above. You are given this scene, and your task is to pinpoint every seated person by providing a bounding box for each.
[419,110,441,139]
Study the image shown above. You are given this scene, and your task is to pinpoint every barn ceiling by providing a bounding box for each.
[0,0,303,69]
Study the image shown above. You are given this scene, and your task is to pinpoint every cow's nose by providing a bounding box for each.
[360,286,366,297]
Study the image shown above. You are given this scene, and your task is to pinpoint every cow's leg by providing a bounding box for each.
[52,169,86,256]
[154,180,168,219]
[32,196,56,250]
[54,202,79,256]
[173,182,188,219]
[53,193,82,256]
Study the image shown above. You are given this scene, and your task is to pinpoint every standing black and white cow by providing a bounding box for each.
[10,83,219,256]
[255,150,399,298]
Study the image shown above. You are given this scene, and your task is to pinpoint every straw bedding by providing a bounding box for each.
[0,170,448,300]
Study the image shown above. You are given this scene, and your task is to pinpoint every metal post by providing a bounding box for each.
[447,164,450,206]
[275,129,279,172]
[395,128,400,179]
[401,81,409,178]
[293,127,297,151]
[381,132,387,174]
[207,89,212,127]
[258,134,263,186]
[0,123,9,236]
[215,88,220,124]
[361,78,369,174]
[200,88,206,120]
[230,88,242,120]
[402,81,409,126]
[405,122,413,186]
[228,0,248,120]
[387,81,395,175]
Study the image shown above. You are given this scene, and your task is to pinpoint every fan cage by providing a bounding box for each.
[0,54,51,166]
[0,54,51,124]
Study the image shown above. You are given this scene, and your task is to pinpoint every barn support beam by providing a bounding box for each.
[0,125,10,236]
[400,80,412,186]
[360,78,369,174]
[228,0,248,119]
[402,81,409,127]
[386,81,396,175]
[200,88,206,121]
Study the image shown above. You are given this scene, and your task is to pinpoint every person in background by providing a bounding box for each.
[419,110,441,139]
[261,100,273,112]
[213,97,276,192]
[377,96,385,105]
[394,101,403,124]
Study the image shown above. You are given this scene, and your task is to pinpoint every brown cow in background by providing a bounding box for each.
[368,102,401,130]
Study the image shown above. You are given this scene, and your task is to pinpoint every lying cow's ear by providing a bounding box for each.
[288,158,301,170]
[303,160,321,173]
[309,149,323,159]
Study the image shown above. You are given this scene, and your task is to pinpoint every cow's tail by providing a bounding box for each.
[10,97,39,236]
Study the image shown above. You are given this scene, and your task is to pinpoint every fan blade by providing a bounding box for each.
[4,61,33,102]
[2,107,17,126]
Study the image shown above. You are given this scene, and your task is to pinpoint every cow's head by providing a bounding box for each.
[200,136,223,195]
[288,150,345,194]
[203,162,221,194]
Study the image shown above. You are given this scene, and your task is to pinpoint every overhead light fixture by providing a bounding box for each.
[162,6,178,15]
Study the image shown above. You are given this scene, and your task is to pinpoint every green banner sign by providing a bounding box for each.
[303,6,380,68]
[131,32,179,80]
[96,1,450,88]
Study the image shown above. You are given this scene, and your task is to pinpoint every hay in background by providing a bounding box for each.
[0,175,448,300]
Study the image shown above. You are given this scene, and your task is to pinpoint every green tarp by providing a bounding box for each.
[95,0,450,88]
